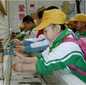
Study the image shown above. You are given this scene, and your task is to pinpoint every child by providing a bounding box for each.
[35,9,86,85]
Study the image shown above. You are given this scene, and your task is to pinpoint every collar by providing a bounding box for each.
[49,28,71,52]
[75,31,86,38]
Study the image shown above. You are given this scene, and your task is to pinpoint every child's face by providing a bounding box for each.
[43,25,60,42]
[76,21,86,32]
[23,22,33,31]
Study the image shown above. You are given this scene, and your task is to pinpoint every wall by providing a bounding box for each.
[0,0,8,41]
[7,0,86,32]
[8,0,26,32]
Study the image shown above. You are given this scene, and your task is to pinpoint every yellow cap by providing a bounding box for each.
[70,13,86,22]
[35,9,66,31]
[66,13,86,28]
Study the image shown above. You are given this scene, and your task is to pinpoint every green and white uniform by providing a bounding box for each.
[36,29,86,84]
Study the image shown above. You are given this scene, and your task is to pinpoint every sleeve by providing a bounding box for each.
[36,42,84,76]
[36,53,84,76]
[36,57,67,75]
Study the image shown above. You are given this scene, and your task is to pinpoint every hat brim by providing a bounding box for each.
[35,21,50,31]
[68,17,86,23]
[66,19,79,25]
[35,20,65,31]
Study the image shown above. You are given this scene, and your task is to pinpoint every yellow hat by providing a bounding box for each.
[70,13,86,22]
[36,9,66,31]
[66,13,86,28]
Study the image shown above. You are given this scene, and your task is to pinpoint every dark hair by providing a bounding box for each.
[37,6,59,19]
[60,24,66,30]
[23,15,34,23]
[46,6,59,10]
[37,7,45,19]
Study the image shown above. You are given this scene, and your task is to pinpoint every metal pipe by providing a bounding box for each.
[3,0,12,85]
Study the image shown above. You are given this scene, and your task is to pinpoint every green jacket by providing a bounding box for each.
[36,29,86,83]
